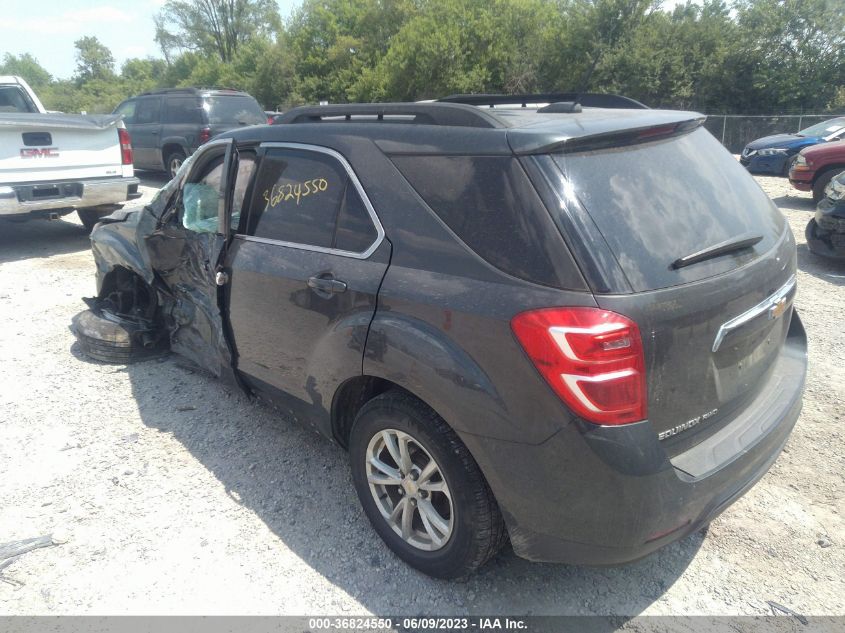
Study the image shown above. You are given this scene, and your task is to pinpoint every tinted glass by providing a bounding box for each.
[391,155,579,288]
[182,158,223,233]
[231,153,256,230]
[205,96,265,125]
[114,100,136,124]
[247,149,347,247]
[552,127,785,292]
[334,183,378,252]
[134,98,161,124]
[0,86,37,113]
[164,97,203,124]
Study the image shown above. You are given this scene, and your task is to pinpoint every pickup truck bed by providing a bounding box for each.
[0,77,140,228]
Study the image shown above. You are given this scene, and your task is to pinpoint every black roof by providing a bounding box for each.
[233,95,705,156]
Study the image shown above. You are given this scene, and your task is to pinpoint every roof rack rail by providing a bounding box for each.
[139,86,242,96]
[273,102,505,129]
[438,93,648,109]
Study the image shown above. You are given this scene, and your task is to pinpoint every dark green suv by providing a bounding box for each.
[114,87,266,178]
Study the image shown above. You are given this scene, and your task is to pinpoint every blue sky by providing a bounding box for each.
[0,0,303,80]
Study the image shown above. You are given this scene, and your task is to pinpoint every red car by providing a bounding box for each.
[790,139,845,202]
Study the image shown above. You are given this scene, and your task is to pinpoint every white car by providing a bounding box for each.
[0,75,141,230]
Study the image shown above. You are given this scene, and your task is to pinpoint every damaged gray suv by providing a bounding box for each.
[73,95,807,578]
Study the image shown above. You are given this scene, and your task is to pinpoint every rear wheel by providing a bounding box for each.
[77,206,120,232]
[349,391,506,578]
[165,149,187,179]
[782,155,797,177]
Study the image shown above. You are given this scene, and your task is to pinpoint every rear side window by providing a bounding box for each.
[390,155,581,288]
[134,98,161,124]
[205,96,265,126]
[245,148,378,253]
[164,97,203,124]
[551,127,785,291]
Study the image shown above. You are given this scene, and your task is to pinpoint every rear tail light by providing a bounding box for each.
[117,128,133,165]
[198,127,212,144]
[511,307,646,425]
[267,115,275,124]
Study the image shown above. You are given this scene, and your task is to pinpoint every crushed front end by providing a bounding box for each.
[806,175,845,259]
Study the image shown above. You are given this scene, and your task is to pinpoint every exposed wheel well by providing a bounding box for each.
[332,376,429,449]
[98,266,158,322]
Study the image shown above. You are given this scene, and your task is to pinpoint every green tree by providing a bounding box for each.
[0,53,52,89]
[155,0,282,63]
[285,0,416,102]
[121,58,169,95]
[74,36,116,84]
[733,0,845,112]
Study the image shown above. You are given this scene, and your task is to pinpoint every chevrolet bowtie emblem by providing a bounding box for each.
[769,297,788,320]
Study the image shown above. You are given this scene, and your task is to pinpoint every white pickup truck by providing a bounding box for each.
[0,75,141,230]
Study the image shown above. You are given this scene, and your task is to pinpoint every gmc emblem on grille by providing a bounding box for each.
[20,147,59,159]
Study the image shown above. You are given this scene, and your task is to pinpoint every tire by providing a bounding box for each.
[782,154,797,177]
[165,149,187,179]
[77,207,119,232]
[804,218,843,259]
[812,169,837,204]
[349,390,507,578]
[72,309,169,364]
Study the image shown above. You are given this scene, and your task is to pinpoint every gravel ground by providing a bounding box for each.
[0,171,842,617]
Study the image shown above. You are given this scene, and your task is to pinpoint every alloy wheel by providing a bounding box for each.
[365,429,454,551]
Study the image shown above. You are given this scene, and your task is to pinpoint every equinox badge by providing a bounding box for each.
[659,408,719,440]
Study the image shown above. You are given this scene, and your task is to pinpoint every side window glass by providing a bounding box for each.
[164,97,203,124]
[115,100,136,124]
[247,149,347,248]
[182,159,224,233]
[231,154,256,231]
[334,183,377,252]
[135,98,161,125]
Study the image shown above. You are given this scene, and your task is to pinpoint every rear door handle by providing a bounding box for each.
[307,275,347,294]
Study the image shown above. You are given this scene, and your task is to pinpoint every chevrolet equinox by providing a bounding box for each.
[72,94,807,578]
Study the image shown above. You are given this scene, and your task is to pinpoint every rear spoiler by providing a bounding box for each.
[508,112,706,155]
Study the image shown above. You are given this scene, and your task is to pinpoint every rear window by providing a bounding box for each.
[551,127,785,292]
[204,95,265,126]
[390,155,584,289]
[0,86,38,113]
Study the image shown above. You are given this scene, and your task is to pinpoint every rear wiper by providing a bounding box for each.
[671,233,763,270]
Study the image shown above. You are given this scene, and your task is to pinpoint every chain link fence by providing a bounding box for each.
[702,114,841,154]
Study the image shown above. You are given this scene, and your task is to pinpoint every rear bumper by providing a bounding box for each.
[0,176,141,217]
[462,311,807,565]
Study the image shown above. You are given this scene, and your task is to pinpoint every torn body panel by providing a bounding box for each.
[806,195,845,259]
[86,145,234,378]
